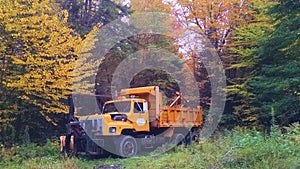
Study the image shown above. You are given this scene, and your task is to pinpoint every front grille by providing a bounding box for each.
[80,118,103,137]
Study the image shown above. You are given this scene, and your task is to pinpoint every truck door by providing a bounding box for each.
[132,101,150,131]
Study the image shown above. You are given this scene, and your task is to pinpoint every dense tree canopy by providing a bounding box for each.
[0,0,299,145]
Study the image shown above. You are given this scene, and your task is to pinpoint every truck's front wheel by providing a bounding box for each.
[117,135,138,158]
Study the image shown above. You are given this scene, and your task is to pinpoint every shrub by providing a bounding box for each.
[39,139,61,158]
[1,127,300,169]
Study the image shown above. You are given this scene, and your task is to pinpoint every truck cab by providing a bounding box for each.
[79,98,150,137]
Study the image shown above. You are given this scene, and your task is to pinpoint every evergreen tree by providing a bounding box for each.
[228,0,275,128]
[57,0,129,36]
[251,0,300,129]
[230,0,300,130]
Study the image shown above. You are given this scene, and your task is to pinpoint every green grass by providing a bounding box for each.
[1,126,300,169]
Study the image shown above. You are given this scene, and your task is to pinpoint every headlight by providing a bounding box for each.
[109,127,116,133]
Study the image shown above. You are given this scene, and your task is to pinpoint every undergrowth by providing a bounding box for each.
[1,124,300,169]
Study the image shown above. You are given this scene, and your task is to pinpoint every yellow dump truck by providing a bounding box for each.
[63,86,202,157]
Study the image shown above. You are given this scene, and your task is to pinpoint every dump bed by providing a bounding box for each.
[120,86,203,128]
[159,106,203,128]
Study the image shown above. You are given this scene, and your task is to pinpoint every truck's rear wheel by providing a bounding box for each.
[117,135,138,158]
[191,133,200,142]
[172,133,186,146]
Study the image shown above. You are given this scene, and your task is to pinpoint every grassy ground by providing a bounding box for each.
[1,126,300,169]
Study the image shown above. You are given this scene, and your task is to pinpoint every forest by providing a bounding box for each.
[0,0,299,168]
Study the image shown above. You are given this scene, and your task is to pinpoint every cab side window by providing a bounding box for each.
[134,102,144,113]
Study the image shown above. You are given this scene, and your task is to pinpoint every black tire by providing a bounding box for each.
[191,133,200,142]
[117,135,138,158]
[172,133,186,146]
[185,132,192,145]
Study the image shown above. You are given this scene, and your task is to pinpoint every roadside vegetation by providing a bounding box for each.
[1,125,299,169]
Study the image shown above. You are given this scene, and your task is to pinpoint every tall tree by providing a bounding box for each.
[94,0,180,102]
[228,0,275,128]
[4,0,81,113]
[167,0,256,128]
[230,0,300,130]
[0,0,81,144]
[250,0,300,129]
[171,0,254,55]
[57,0,129,36]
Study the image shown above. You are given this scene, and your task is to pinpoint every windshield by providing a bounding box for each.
[102,101,131,114]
